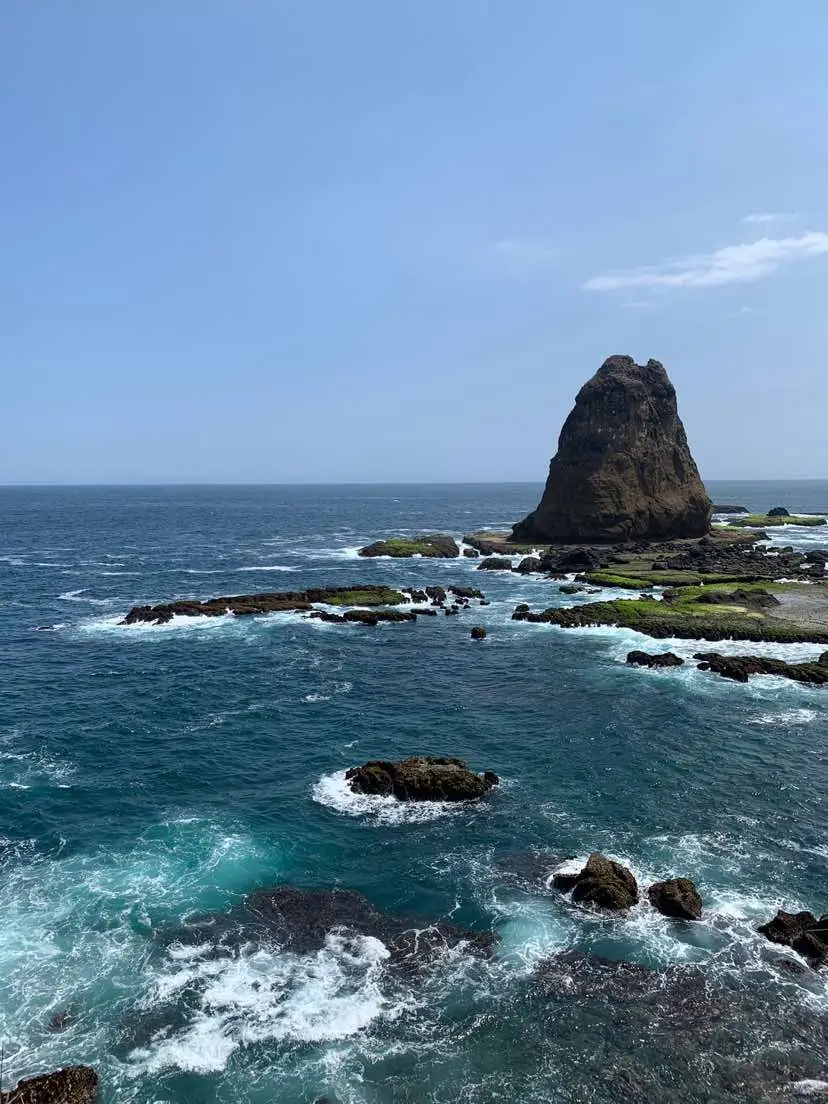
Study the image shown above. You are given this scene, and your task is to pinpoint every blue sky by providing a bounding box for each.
[3,0,828,483]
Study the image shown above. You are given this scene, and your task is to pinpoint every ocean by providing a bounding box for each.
[0,481,826,1102]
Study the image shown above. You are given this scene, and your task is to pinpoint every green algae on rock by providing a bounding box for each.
[727,514,826,528]
[358,534,460,558]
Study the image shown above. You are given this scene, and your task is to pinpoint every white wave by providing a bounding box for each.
[303,692,331,703]
[234,564,297,572]
[0,745,75,790]
[312,771,469,825]
[789,1082,828,1097]
[132,931,395,1075]
[57,589,113,606]
[750,708,820,726]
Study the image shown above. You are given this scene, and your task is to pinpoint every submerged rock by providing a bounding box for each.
[0,1066,98,1103]
[358,534,459,558]
[512,355,711,543]
[627,650,684,669]
[553,853,639,911]
[648,878,703,920]
[470,626,487,640]
[345,756,499,802]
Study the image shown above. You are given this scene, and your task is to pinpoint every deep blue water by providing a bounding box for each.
[0,482,826,1102]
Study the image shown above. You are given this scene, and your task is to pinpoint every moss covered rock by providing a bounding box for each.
[358,534,460,558]
[345,756,498,802]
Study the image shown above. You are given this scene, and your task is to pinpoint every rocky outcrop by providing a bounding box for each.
[768,506,790,517]
[695,652,828,685]
[470,626,487,640]
[122,585,488,627]
[512,356,711,543]
[757,909,827,966]
[514,556,542,574]
[553,853,639,910]
[476,557,514,571]
[648,878,702,920]
[345,756,498,802]
[358,534,459,558]
[627,650,684,669]
[712,504,749,513]
[0,1067,98,1103]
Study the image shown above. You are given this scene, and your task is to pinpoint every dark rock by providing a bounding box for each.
[712,504,749,514]
[627,650,684,669]
[559,584,586,595]
[535,950,662,1000]
[553,853,639,911]
[470,626,487,640]
[514,556,542,574]
[694,652,828,686]
[542,547,604,571]
[512,356,711,542]
[476,557,513,571]
[425,586,446,602]
[757,910,828,966]
[462,547,480,558]
[345,756,498,802]
[47,1009,73,1032]
[648,878,703,920]
[0,1067,98,1103]
[694,587,779,609]
[768,506,791,517]
[450,586,484,599]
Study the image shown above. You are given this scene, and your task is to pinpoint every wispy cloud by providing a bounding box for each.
[743,212,797,224]
[488,238,561,274]
[584,232,828,292]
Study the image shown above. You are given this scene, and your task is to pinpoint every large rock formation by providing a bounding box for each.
[0,1066,98,1103]
[512,356,712,543]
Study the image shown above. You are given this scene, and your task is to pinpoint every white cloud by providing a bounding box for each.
[743,212,797,224]
[584,232,828,292]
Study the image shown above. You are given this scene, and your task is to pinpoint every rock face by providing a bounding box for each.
[757,909,828,966]
[627,650,684,669]
[512,356,712,543]
[0,1067,98,1103]
[553,853,639,911]
[345,756,499,802]
[768,506,790,517]
[648,878,703,920]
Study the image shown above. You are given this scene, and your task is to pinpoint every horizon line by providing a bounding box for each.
[2,477,827,489]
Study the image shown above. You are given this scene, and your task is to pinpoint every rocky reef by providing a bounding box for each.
[758,909,827,967]
[0,1066,98,1103]
[512,355,712,543]
[121,584,485,626]
[552,853,639,911]
[358,534,459,558]
[345,756,498,801]
[695,651,828,685]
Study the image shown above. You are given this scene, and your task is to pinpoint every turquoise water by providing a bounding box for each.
[0,482,826,1102]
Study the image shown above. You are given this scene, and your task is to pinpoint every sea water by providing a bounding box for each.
[0,482,825,1102]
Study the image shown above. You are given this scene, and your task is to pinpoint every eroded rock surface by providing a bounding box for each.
[0,1067,98,1103]
[512,356,711,543]
[552,853,639,911]
[345,756,498,802]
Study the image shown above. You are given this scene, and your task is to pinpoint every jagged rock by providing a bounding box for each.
[552,853,639,911]
[345,756,498,802]
[462,547,480,558]
[648,878,703,920]
[768,506,790,517]
[0,1067,98,1103]
[450,586,484,599]
[757,910,828,965]
[627,650,684,669]
[514,556,542,574]
[695,652,828,686]
[470,626,487,640]
[358,534,459,558]
[476,557,513,571]
[512,356,711,542]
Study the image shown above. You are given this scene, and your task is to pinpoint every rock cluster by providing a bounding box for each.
[345,756,499,802]
[512,356,712,543]
[757,909,827,967]
[695,651,828,685]
[0,1067,98,1103]
[648,878,703,920]
[627,650,684,668]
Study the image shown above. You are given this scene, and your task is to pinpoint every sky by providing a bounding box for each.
[3,0,828,484]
